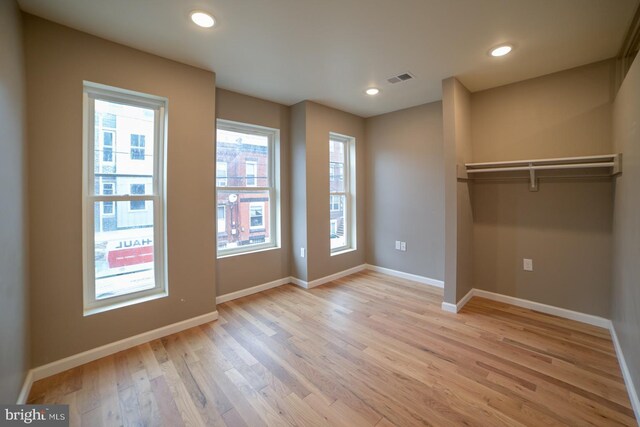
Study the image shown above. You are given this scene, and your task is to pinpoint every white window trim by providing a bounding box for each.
[330,133,356,255]
[82,81,168,315]
[216,119,280,258]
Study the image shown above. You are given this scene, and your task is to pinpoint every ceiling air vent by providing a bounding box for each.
[387,72,415,84]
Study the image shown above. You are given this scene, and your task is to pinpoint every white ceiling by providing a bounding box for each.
[18,0,638,117]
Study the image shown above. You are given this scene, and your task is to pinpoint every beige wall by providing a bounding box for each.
[289,102,366,281]
[611,55,640,402]
[290,102,309,281]
[25,16,217,366]
[215,89,291,295]
[305,102,366,281]
[442,77,474,304]
[365,102,444,281]
[470,60,615,316]
[0,0,29,403]
[472,60,615,162]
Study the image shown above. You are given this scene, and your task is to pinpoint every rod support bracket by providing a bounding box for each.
[529,164,539,192]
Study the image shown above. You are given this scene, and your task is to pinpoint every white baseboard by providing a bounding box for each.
[289,276,307,288]
[364,264,444,288]
[610,323,640,422]
[216,278,290,304]
[441,302,457,313]
[441,288,474,313]
[16,370,34,404]
[291,264,367,289]
[470,289,611,329]
[29,311,218,383]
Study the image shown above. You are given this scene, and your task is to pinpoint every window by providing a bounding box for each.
[246,160,257,186]
[249,203,264,229]
[216,120,279,257]
[102,183,114,215]
[130,184,146,211]
[102,131,114,162]
[83,82,167,314]
[130,134,146,160]
[217,205,226,233]
[329,133,356,253]
[216,162,228,186]
[330,195,341,211]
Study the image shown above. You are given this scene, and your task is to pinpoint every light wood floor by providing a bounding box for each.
[28,271,636,426]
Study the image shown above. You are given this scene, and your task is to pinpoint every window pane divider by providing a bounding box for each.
[217,186,272,192]
[90,195,156,202]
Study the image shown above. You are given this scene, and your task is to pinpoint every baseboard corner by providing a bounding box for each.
[16,369,34,404]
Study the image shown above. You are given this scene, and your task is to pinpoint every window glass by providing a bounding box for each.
[217,128,269,187]
[131,134,146,160]
[216,121,278,255]
[329,134,355,253]
[85,84,166,313]
[216,162,228,187]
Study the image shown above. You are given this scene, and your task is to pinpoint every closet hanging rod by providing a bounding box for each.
[462,154,622,191]
[466,154,618,169]
[466,161,615,174]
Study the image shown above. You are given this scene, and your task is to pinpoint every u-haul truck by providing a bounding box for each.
[94,229,155,298]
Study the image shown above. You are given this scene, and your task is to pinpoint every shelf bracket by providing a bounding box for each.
[529,163,538,192]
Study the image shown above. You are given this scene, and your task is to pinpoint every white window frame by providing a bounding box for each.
[216,161,228,187]
[83,81,168,315]
[216,119,280,258]
[330,133,356,254]
[217,205,226,233]
[246,160,257,187]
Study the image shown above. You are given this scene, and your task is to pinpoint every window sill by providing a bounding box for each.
[331,247,356,257]
[217,245,280,260]
[84,290,168,317]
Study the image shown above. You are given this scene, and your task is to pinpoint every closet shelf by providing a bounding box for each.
[463,154,622,191]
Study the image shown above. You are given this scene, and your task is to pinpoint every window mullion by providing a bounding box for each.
[218,186,271,192]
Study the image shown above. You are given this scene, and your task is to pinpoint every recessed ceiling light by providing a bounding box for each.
[365,88,380,96]
[190,11,215,28]
[490,45,513,57]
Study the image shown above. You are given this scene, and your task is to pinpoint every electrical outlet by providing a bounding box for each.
[300,247,305,258]
[523,258,533,271]
[395,241,401,250]
[400,242,407,252]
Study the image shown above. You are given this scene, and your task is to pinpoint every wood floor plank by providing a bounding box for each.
[28,271,637,426]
